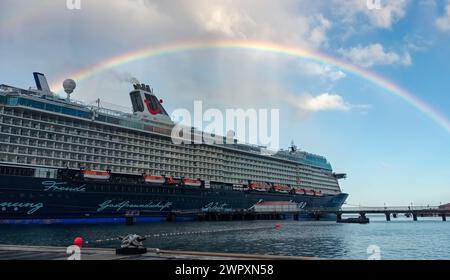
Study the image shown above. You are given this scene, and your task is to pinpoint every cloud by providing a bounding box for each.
[194,4,256,38]
[292,93,369,112]
[0,1,372,119]
[158,0,333,48]
[338,44,412,67]
[298,61,346,81]
[331,0,408,29]
[436,1,450,32]
[366,0,409,28]
[307,14,333,47]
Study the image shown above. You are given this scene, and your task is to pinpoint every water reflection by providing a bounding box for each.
[0,218,449,259]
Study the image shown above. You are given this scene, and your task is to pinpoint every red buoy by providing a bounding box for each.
[275,224,281,229]
[74,237,83,247]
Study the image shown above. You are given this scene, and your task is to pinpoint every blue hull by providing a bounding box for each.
[0,175,348,224]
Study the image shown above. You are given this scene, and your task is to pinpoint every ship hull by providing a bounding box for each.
[0,175,348,224]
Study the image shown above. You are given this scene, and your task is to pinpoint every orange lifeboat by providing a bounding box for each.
[81,169,110,180]
[304,189,316,196]
[314,190,324,197]
[248,182,271,192]
[182,178,202,187]
[292,188,306,195]
[166,177,181,185]
[272,184,291,194]
[144,175,165,184]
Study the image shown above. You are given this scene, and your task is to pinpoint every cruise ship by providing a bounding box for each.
[0,72,348,224]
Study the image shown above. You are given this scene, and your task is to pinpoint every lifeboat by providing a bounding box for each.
[292,188,306,195]
[81,169,110,180]
[272,184,291,194]
[182,178,202,187]
[233,184,249,191]
[143,175,165,184]
[304,189,316,196]
[166,177,181,185]
[248,182,271,192]
[314,190,324,197]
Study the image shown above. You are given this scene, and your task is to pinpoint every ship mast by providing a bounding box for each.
[289,141,297,153]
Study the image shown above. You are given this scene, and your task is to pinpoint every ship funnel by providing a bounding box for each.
[129,84,169,119]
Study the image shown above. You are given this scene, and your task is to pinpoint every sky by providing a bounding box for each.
[1,0,450,206]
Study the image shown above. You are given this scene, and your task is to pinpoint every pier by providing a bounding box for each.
[309,206,450,222]
[154,206,450,224]
[334,206,449,223]
[0,245,316,260]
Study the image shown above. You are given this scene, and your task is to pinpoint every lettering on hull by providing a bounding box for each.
[0,201,44,214]
[97,200,173,212]
[42,181,86,192]
[202,202,230,212]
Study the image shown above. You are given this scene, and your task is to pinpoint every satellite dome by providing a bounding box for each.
[63,79,76,94]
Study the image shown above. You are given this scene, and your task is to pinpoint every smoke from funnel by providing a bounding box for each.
[129,77,140,84]
[110,70,140,84]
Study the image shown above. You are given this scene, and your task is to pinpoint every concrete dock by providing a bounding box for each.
[0,245,316,260]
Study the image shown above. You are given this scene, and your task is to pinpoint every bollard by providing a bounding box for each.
[385,213,391,222]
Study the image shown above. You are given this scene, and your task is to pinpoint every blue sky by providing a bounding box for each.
[1,0,450,206]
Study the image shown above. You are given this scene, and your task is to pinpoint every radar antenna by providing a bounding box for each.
[289,141,297,153]
[63,79,76,101]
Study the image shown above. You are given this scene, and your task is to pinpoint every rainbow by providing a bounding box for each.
[49,39,450,133]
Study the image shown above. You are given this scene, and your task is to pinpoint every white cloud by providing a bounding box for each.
[288,93,371,113]
[307,14,333,47]
[436,1,450,32]
[332,0,408,29]
[298,61,346,81]
[294,93,350,112]
[189,0,332,48]
[195,5,255,38]
[339,44,412,67]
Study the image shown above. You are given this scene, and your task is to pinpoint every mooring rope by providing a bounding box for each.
[85,225,275,245]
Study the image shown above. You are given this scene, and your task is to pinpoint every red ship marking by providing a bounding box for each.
[144,98,161,115]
